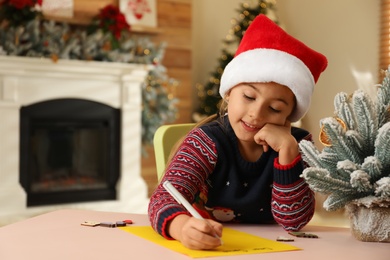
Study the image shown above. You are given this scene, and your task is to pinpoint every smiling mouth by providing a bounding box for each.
[242,121,260,131]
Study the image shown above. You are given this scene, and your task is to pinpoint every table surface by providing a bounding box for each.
[0,209,388,260]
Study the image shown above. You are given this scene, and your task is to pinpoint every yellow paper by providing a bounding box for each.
[119,226,300,258]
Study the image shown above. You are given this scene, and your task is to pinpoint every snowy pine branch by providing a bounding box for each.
[352,90,377,152]
[374,122,390,173]
[334,92,356,130]
[301,168,355,194]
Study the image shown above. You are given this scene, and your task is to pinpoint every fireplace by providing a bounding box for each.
[0,56,151,225]
[20,98,121,206]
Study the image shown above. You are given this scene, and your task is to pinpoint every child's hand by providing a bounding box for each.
[254,120,299,164]
[168,214,223,250]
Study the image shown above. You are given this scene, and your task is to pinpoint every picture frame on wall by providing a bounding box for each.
[119,0,157,28]
[41,0,74,18]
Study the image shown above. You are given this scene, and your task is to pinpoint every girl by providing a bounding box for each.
[148,14,328,250]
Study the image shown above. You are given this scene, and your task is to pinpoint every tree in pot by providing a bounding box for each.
[298,69,390,243]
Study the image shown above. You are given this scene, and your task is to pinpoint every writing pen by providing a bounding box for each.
[162,180,222,243]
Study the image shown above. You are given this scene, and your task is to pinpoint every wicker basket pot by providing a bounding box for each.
[346,198,390,243]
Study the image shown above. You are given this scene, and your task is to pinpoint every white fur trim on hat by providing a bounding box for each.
[219,48,315,122]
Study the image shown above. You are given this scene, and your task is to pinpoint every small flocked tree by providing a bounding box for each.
[299,69,390,211]
[193,0,278,121]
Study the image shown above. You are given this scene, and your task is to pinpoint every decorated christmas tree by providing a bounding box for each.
[193,0,278,121]
[142,64,178,149]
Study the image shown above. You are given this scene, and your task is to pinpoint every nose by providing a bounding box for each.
[248,103,265,121]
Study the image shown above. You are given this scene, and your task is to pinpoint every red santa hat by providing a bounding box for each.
[219,14,328,122]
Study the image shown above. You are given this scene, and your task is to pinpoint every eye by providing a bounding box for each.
[270,106,281,113]
[243,94,255,101]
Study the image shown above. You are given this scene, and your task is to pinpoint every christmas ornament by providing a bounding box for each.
[319,117,347,146]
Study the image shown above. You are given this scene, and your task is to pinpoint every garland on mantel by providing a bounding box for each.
[0,1,178,154]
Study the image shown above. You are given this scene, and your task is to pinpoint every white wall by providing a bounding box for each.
[276,0,380,147]
[192,0,243,87]
[192,0,380,227]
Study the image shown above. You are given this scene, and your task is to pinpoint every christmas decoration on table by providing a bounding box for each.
[299,68,390,242]
[0,3,178,151]
[0,0,42,27]
[193,0,278,122]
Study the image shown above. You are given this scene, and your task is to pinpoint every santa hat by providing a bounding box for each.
[219,14,328,122]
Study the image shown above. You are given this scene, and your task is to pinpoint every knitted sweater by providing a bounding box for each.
[148,116,315,239]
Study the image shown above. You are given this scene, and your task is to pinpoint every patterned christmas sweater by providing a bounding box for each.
[148,117,315,239]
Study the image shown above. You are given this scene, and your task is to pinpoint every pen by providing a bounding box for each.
[163,180,222,243]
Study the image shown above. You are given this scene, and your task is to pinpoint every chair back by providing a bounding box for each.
[153,123,195,182]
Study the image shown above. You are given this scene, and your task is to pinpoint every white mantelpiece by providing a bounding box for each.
[0,56,151,225]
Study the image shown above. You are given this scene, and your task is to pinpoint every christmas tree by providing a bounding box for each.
[299,69,390,211]
[193,0,278,121]
[142,64,178,150]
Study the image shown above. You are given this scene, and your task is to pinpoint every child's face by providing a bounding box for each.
[226,82,295,143]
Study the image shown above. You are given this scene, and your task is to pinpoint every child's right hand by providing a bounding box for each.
[168,214,223,250]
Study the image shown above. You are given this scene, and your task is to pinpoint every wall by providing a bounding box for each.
[192,0,244,106]
[192,0,380,227]
[276,0,380,145]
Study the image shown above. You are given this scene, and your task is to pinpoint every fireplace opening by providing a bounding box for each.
[19,98,121,206]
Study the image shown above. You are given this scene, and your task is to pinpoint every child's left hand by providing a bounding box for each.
[253,120,299,165]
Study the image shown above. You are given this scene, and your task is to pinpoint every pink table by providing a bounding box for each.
[0,209,388,259]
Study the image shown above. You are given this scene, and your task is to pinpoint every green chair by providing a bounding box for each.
[153,123,195,182]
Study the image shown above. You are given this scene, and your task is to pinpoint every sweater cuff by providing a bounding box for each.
[159,207,191,239]
[273,154,304,185]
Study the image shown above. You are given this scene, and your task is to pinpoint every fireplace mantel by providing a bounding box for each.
[0,56,151,225]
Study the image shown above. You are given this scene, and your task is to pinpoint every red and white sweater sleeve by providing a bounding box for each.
[148,129,217,239]
[271,136,315,231]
